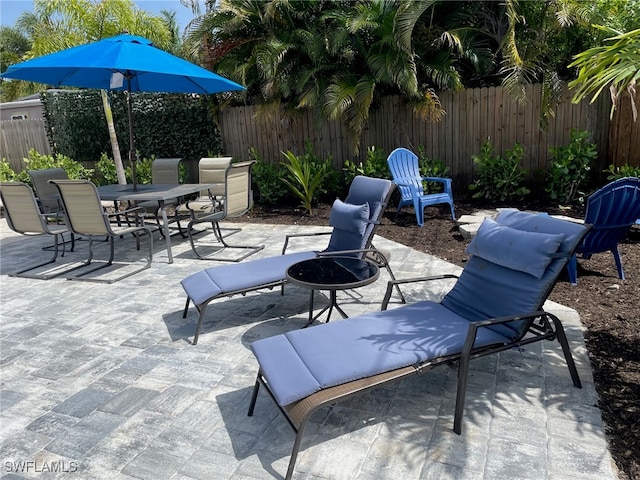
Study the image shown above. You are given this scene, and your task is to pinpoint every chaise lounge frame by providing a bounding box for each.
[247,209,591,479]
[181,175,407,345]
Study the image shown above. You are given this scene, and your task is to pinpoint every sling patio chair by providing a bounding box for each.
[50,179,156,284]
[387,147,455,226]
[137,157,188,237]
[27,167,69,215]
[247,209,590,480]
[180,175,406,345]
[176,156,232,223]
[0,181,75,279]
[183,160,264,262]
[566,176,640,284]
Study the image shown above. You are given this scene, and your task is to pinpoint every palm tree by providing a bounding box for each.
[186,0,440,153]
[18,0,173,184]
[0,26,37,102]
[569,27,640,121]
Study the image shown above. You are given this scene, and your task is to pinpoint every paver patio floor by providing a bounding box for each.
[0,219,617,479]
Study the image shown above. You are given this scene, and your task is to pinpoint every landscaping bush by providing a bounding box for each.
[15,149,94,186]
[469,140,530,202]
[417,146,450,194]
[0,160,18,182]
[250,148,291,205]
[545,129,596,204]
[604,163,640,180]
[343,146,390,186]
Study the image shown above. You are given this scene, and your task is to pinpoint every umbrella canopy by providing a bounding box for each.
[0,34,245,187]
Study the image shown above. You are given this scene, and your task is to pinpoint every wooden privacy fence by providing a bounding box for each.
[0,118,51,172]
[3,84,636,182]
[219,83,615,185]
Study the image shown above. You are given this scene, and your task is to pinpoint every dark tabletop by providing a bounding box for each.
[286,256,379,290]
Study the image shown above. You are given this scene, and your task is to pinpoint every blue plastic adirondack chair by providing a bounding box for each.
[567,176,640,285]
[387,147,455,226]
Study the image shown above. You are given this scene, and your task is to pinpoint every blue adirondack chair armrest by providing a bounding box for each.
[281,231,332,254]
[391,178,423,198]
[381,274,460,309]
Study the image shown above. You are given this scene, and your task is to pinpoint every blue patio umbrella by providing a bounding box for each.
[0,34,246,188]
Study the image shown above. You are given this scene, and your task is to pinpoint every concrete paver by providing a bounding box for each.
[0,218,618,479]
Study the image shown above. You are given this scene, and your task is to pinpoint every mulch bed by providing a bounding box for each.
[230,200,639,480]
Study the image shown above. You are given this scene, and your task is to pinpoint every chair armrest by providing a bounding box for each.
[461,310,552,359]
[381,274,459,309]
[282,231,331,254]
[422,176,452,185]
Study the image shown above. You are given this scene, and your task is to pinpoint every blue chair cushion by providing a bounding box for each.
[466,217,564,279]
[325,199,370,253]
[181,251,317,305]
[251,301,510,406]
[329,199,369,236]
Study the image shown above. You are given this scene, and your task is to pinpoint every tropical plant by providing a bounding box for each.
[281,148,330,215]
[251,162,290,205]
[604,163,640,180]
[0,160,18,181]
[186,0,443,153]
[94,153,119,186]
[343,146,389,186]
[545,129,597,204]
[19,0,174,185]
[20,149,94,184]
[569,27,640,120]
[469,140,530,202]
[0,26,38,102]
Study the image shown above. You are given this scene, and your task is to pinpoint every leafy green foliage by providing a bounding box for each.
[417,146,450,194]
[17,149,94,185]
[281,147,331,215]
[94,153,156,186]
[0,160,18,181]
[249,148,291,205]
[604,163,640,180]
[126,156,154,186]
[469,140,530,202]
[94,153,118,186]
[41,90,223,165]
[343,146,390,186]
[546,129,597,204]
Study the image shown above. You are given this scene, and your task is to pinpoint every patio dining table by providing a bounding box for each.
[98,183,216,264]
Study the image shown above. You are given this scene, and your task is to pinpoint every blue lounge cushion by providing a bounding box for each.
[466,217,564,279]
[181,251,317,305]
[329,199,369,236]
[251,301,510,406]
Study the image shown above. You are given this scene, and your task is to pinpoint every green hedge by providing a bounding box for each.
[41,90,223,169]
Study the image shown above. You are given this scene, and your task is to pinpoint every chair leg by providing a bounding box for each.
[9,233,68,280]
[567,254,578,285]
[189,220,264,262]
[549,313,582,388]
[247,377,261,416]
[192,308,207,345]
[612,247,625,280]
[183,297,191,319]
[449,201,456,221]
[453,352,471,435]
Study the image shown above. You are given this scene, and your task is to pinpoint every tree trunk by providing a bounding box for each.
[100,90,127,185]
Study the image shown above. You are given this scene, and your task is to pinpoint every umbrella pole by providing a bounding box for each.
[127,77,137,190]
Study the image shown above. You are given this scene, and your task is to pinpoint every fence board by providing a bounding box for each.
[0,119,52,172]
[215,83,616,188]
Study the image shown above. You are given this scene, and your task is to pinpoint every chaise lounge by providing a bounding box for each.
[180,175,406,345]
[247,209,591,479]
